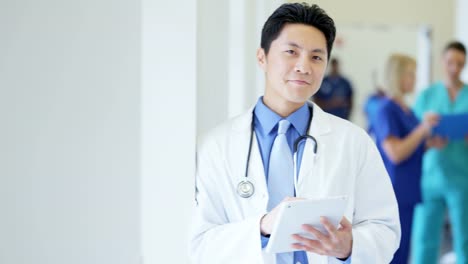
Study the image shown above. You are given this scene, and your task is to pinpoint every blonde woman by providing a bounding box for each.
[372,54,438,264]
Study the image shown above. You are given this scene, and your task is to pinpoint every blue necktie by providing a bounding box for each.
[267,119,294,210]
[268,119,295,264]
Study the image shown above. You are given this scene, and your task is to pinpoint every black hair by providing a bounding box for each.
[444,41,466,55]
[260,3,336,59]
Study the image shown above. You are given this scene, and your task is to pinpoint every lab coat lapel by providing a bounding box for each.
[296,103,331,195]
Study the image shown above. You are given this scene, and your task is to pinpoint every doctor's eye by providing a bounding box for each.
[285,50,296,55]
[312,55,323,61]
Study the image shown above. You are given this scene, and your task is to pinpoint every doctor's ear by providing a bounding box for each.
[257,48,267,71]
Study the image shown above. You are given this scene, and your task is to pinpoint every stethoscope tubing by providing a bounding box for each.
[239,106,318,198]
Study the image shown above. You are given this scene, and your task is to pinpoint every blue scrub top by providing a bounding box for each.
[364,93,386,134]
[315,75,353,119]
[373,98,424,206]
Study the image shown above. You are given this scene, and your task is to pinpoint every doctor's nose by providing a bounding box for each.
[294,57,311,74]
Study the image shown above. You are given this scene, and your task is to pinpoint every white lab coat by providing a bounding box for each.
[190,103,400,264]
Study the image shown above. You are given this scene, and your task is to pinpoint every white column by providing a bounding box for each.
[0,0,141,263]
[197,0,229,136]
[141,0,196,263]
[416,25,432,92]
[228,0,248,117]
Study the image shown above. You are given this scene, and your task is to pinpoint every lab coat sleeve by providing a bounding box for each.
[348,135,401,263]
[190,139,265,264]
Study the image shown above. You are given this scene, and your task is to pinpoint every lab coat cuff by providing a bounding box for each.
[338,256,352,263]
[326,255,351,264]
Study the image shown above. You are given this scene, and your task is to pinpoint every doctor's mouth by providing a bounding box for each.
[288,80,311,85]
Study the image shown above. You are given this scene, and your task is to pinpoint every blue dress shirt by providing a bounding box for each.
[254,97,350,264]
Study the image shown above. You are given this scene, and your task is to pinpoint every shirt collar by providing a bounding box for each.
[287,102,310,134]
[253,97,310,134]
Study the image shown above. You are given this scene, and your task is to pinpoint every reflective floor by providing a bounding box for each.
[439,222,454,264]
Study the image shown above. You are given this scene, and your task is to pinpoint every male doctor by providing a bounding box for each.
[191,3,400,264]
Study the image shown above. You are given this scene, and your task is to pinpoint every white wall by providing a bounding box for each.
[299,0,455,82]
[456,0,468,82]
[197,0,229,136]
[141,0,196,263]
[0,0,141,263]
[298,0,455,82]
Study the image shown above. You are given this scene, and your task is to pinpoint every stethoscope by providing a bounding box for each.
[237,106,318,198]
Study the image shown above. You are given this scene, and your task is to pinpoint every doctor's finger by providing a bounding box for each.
[292,243,327,256]
[291,234,324,247]
[320,216,338,237]
[291,236,326,253]
[301,224,331,243]
[339,217,352,230]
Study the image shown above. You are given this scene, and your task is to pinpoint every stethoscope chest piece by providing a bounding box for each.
[237,179,254,198]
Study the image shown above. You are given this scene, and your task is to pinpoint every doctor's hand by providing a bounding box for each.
[291,216,353,259]
[260,197,303,236]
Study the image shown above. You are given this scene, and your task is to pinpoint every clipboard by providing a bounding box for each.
[432,113,468,140]
[265,196,348,254]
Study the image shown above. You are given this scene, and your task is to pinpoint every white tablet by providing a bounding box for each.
[265,196,348,254]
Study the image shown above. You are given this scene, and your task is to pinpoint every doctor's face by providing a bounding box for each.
[257,23,328,109]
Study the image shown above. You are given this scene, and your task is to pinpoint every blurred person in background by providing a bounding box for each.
[313,57,354,120]
[373,54,439,264]
[364,70,386,140]
[364,87,385,139]
[412,41,468,264]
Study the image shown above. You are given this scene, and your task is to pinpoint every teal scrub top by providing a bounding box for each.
[413,81,468,187]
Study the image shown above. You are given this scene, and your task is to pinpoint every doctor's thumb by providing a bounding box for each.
[340,217,352,230]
